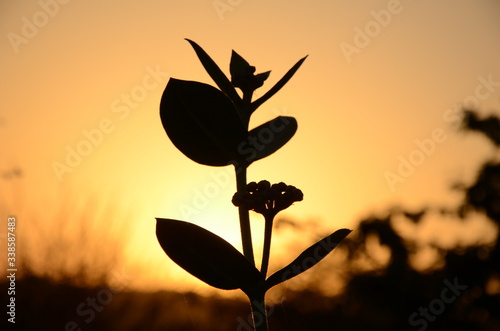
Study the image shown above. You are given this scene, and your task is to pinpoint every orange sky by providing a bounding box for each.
[1,0,500,291]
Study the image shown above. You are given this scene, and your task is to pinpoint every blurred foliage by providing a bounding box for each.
[330,108,500,331]
[3,109,500,330]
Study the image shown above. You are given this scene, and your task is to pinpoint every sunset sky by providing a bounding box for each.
[1,0,500,292]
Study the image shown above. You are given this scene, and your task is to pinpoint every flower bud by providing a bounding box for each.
[232,191,245,207]
[292,188,304,202]
[284,186,302,201]
[257,180,271,191]
[272,182,287,192]
[246,181,258,193]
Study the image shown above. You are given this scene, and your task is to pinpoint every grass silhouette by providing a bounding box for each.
[4,196,128,287]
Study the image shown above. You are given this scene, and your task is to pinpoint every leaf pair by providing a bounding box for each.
[156,218,351,295]
[160,79,298,167]
[159,40,306,167]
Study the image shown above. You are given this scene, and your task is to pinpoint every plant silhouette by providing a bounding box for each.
[155,39,351,330]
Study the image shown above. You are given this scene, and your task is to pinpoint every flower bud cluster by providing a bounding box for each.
[232,180,303,218]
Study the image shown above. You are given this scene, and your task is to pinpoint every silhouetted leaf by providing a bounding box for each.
[250,55,308,113]
[185,39,243,109]
[230,50,253,78]
[255,71,271,82]
[160,79,246,166]
[241,116,298,165]
[265,228,351,290]
[156,218,264,294]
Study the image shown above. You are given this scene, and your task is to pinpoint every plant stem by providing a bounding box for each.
[236,165,255,266]
[242,90,253,105]
[260,214,274,278]
[249,290,268,331]
[240,91,253,127]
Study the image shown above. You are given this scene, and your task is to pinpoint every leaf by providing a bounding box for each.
[265,228,351,290]
[230,50,253,78]
[255,71,271,82]
[250,55,308,113]
[156,218,264,294]
[230,51,270,99]
[160,79,246,166]
[185,39,243,109]
[241,116,298,165]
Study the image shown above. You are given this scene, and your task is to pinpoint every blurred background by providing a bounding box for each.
[1,0,500,330]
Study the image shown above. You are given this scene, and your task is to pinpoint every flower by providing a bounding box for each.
[232,180,303,218]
